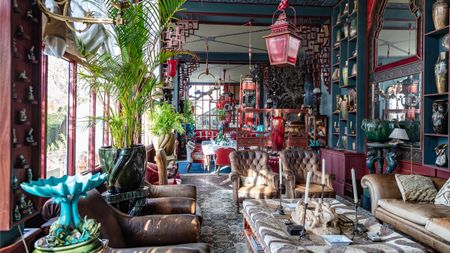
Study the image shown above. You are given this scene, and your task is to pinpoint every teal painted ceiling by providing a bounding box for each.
[186,0,340,6]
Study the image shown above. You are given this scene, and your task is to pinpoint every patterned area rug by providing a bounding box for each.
[182,175,247,253]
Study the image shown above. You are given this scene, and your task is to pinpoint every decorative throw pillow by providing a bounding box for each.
[395,174,438,202]
[240,176,267,186]
[435,178,450,206]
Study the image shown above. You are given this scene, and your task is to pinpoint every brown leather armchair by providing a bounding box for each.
[42,189,210,253]
[280,149,335,199]
[229,150,278,208]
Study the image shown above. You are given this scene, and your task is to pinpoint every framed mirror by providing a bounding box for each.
[373,0,422,71]
[372,73,421,149]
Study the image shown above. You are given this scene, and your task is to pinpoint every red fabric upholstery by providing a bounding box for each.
[145,162,180,185]
[194,130,218,142]
[214,147,235,167]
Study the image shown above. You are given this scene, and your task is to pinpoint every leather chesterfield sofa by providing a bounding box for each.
[42,189,210,253]
[361,174,450,253]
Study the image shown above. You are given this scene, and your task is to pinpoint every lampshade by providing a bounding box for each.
[389,128,409,141]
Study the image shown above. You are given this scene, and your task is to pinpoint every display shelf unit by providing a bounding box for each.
[330,0,366,153]
[0,0,42,231]
[422,1,450,170]
[306,115,328,149]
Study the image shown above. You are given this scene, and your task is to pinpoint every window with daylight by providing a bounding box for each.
[189,84,219,130]
[46,55,70,178]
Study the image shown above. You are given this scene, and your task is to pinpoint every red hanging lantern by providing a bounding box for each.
[264,2,301,67]
[167,59,178,77]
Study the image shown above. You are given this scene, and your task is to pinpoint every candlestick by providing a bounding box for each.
[299,202,309,239]
[321,159,326,185]
[351,168,358,204]
[304,171,312,204]
[279,158,282,185]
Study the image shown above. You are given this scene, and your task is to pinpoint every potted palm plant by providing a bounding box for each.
[79,0,189,193]
[149,103,186,184]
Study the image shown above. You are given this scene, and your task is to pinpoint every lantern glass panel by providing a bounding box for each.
[266,35,288,63]
[287,35,301,64]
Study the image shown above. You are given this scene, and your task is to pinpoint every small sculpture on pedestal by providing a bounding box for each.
[27,168,33,181]
[291,200,341,236]
[26,10,38,23]
[19,193,33,215]
[27,86,35,102]
[18,108,27,123]
[13,39,19,58]
[13,0,20,13]
[14,205,21,221]
[18,70,29,82]
[13,176,19,190]
[12,128,17,145]
[12,83,17,100]
[26,128,37,145]
[16,154,28,168]
[15,25,30,40]
[26,46,38,64]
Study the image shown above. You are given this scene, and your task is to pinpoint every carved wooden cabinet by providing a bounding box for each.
[0,0,42,232]
[321,148,366,199]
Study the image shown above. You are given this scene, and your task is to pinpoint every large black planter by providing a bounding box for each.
[98,145,146,193]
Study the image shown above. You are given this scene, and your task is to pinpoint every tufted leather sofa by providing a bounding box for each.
[280,149,335,199]
[42,189,210,253]
[229,150,278,209]
[362,174,450,253]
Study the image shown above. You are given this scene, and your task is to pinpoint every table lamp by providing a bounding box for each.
[389,128,409,144]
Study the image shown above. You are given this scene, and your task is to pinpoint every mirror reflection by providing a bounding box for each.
[376,0,418,67]
[374,73,421,147]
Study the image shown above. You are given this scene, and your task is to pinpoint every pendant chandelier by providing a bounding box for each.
[36,0,131,33]
[264,0,301,67]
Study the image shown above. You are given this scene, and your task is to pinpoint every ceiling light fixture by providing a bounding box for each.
[264,0,301,67]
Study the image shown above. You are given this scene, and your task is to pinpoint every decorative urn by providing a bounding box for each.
[361,119,395,143]
[433,0,449,30]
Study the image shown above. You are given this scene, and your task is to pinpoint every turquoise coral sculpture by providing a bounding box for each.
[20,173,107,249]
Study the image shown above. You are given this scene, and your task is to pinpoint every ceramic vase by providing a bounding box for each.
[340,96,348,120]
[435,51,448,94]
[351,63,357,75]
[343,23,349,38]
[99,145,146,193]
[343,61,349,86]
[432,100,448,134]
[433,0,449,30]
[350,18,357,37]
[435,144,448,167]
[352,0,358,13]
[271,116,285,151]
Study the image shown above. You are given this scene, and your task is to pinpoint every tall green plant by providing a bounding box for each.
[78,0,189,149]
[149,103,186,136]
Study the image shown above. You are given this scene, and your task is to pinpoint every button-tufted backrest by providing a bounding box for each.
[229,150,270,177]
[280,149,319,184]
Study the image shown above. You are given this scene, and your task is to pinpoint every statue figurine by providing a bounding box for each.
[12,128,17,145]
[12,39,19,58]
[12,176,19,190]
[13,0,20,13]
[26,46,38,64]
[25,128,35,144]
[18,108,27,123]
[15,25,30,40]
[27,168,33,181]
[27,86,35,102]
[26,200,33,214]
[13,206,21,221]
[16,154,28,168]
[19,193,27,212]
[26,10,38,23]
[18,70,29,82]
[366,149,377,174]
[12,83,17,100]
[386,151,398,174]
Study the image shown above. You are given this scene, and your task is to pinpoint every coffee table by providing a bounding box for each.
[242,198,430,253]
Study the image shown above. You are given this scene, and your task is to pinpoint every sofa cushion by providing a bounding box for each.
[395,174,437,202]
[378,199,450,225]
[240,176,267,186]
[295,184,334,194]
[238,185,277,199]
[435,178,450,206]
[425,218,450,242]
